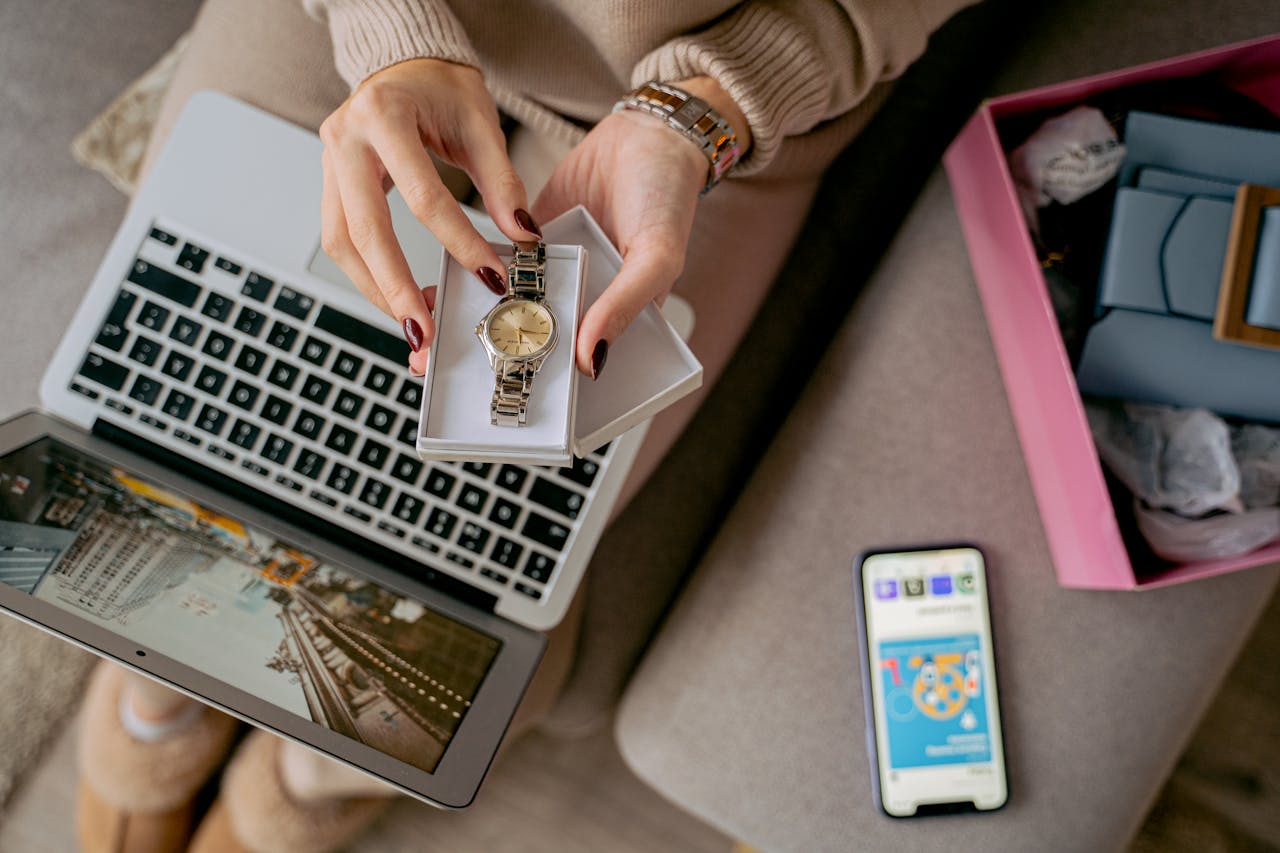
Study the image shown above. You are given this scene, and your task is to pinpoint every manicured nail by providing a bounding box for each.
[409,364,425,378]
[476,266,507,296]
[402,317,424,353]
[514,208,542,238]
[591,339,608,380]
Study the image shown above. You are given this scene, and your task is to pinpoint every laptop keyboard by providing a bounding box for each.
[69,222,610,606]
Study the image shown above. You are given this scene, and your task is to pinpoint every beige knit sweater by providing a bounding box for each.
[305,0,975,175]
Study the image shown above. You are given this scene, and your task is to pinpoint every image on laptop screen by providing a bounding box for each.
[0,437,501,773]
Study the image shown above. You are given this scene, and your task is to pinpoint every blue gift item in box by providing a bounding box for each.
[1076,112,1280,422]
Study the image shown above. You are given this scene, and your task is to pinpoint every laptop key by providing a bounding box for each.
[293,409,326,440]
[522,513,570,552]
[201,292,235,322]
[128,376,163,406]
[309,490,337,508]
[377,521,406,538]
[234,345,267,376]
[425,507,457,539]
[128,260,199,308]
[229,419,261,451]
[528,477,584,520]
[274,287,314,321]
[95,290,137,351]
[424,470,456,499]
[397,419,417,447]
[523,551,554,584]
[195,365,227,396]
[480,567,509,585]
[392,493,425,525]
[489,497,520,529]
[462,462,492,479]
[334,389,365,420]
[196,404,229,437]
[365,365,395,395]
[495,465,527,494]
[446,552,475,569]
[275,474,303,492]
[78,353,129,391]
[365,403,395,434]
[202,330,234,361]
[561,456,600,489]
[261,394,293,426]
[344,505,372,523]
[300,375,333,405]
[326,464,358,495]
[227,380,260,412]
[177,243,210,274]
[241,272,273,302]
[160,351,194,382]
[395,379,421,410]
[70,383,99,400]
[138,300,170,332]
[140,412,168,431]
[491,536,523,569]
[358,477,390,510]
[214,257,242,275]
[242,460,269,477]
[293,450,325,480]
[514,582,543,600]
[162,390,195,421]
[149,227,177,246]
[357,439,390,470]
[300,336,331,366]
[169,316,203,347]
[266,360,300,391]
[334,351,364,380]
[263,433,294,464]
[390,453,423,485]
[266,320,299,353]
[314,305,407,363]
[325,424,357,454]
[233,306,266,337]
[127,335,162,367]
[458,484,488,514]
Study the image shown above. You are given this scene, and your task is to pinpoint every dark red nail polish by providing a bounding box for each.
[591,339,608,380]
[514,208,542,238]
[402,317,424,353]
[476,266,507,296]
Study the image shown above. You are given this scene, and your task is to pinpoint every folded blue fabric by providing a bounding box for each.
[1077,112,1280,422]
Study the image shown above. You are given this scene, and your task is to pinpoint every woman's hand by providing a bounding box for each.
[532,78,750,379]
[319,58,540,374]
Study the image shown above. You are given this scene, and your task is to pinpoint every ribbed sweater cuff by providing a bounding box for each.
[631,5,837,175]
[313,0,480,89]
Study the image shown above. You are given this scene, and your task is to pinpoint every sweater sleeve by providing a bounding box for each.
[303,0,480,89]
[631,0,977,174]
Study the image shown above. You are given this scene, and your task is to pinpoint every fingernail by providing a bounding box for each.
[409,364,425,378]
[476,266,507,296]
[402,317,424,353]
[514,208,542,238]
[591,339,609,380]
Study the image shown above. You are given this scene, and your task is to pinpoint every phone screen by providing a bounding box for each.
[858,546,1007,816]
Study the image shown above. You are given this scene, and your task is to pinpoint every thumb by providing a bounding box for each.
[575,246,680,378]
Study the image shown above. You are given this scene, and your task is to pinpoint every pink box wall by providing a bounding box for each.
[944,34,1280,589]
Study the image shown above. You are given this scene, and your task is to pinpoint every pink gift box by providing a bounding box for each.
[944,34,1280,589]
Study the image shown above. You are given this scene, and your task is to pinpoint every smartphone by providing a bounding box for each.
[853,544,1008,817]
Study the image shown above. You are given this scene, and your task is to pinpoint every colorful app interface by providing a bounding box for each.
[861,548,1006,814]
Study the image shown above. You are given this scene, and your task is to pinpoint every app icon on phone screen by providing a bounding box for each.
[873,579,899,600]
[929,575,953,596]
[903,577,925,597]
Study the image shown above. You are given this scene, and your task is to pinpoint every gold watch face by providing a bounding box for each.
[487,300,554,357]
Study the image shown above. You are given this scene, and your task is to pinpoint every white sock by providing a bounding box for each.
[118,689,204,743]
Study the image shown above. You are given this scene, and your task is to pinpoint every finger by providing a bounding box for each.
[462,116,541,241]
[576,242,682,378]
[331,139,435,360]
[367,112,509,296]
[320,150,392,318]
[407,285,439,376]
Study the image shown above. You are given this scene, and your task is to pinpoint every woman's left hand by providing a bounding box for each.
[531,78,750,378]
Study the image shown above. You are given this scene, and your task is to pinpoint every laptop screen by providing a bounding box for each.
[0,436,500,774]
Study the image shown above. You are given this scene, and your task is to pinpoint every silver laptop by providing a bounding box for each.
[0,91,643,807]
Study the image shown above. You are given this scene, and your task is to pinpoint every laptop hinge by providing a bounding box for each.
[91,418,499,614]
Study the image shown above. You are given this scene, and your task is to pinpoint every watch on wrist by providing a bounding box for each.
[475,241,558,426]
[614,81,743,194]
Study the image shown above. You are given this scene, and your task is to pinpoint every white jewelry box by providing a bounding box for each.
[416,206,703,466]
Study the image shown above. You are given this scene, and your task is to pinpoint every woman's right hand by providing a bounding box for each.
[318,58,540,374]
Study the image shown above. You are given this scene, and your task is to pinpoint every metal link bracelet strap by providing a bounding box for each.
[490,241,548,426]
[614,81,742,194]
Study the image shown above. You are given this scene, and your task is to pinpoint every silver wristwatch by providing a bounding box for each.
[614,81,743,194]
[475,241,558,426]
